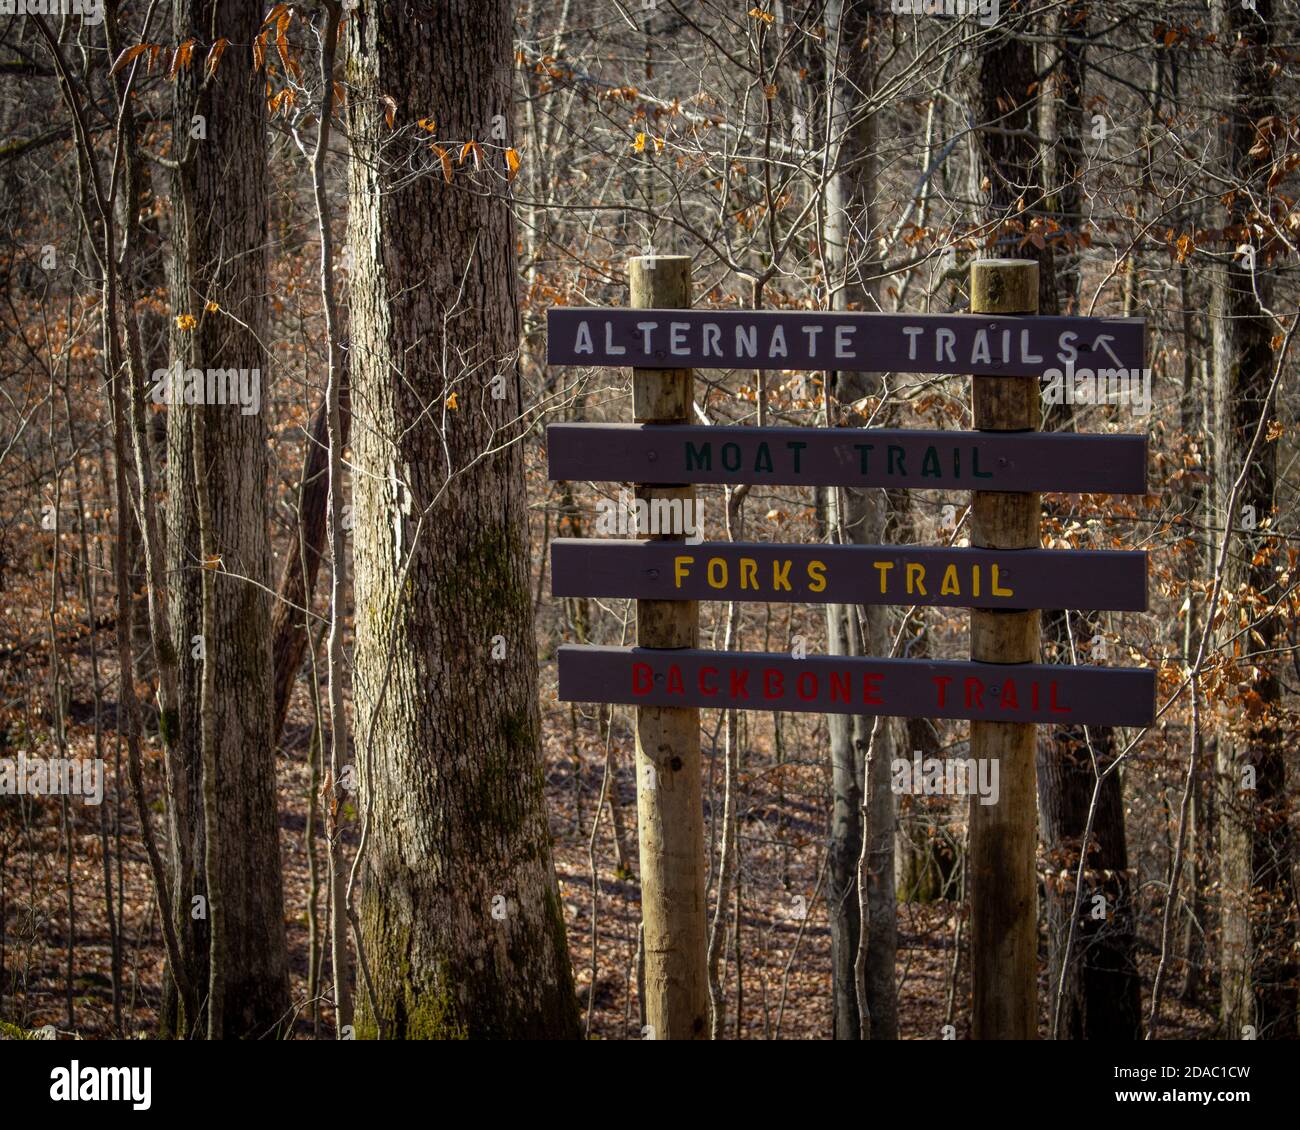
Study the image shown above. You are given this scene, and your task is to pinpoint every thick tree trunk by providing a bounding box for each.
[166,0,290,1038]
[1210,0,1296,1040]
[821,0,895,1042]
[345,0,579,1039]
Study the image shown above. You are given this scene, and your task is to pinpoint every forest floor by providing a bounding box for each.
[0,632,1220,1039]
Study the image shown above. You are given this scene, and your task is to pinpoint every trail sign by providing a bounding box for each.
[547,308,1146,377]
[546,258,1154,1042]
[547,423,1148,494]
[550,539,1148,612]
[557,645,1157,728]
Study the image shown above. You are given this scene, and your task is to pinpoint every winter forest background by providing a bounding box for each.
[0,0,1297,1041]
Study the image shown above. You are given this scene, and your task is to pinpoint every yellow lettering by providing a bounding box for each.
[874,561,894,593]
[674,555,694,588]
[971,564,980,598]
[906,563,927,596]
[992,563,1014,598]
[772,559,793,591]
[739,557,758,589]
[707,557,728,589]
[940,564,960,596]
[807,559,827,593]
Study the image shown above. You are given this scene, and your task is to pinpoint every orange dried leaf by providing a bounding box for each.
[206,37,229,77]
[168,38,196,79]
[459,139,483,168]
[110,43,149,76]
[432,144,453,183]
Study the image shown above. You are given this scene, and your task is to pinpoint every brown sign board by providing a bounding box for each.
[546,423,1147,494]
[557,645,1157,728]
[547,308,1146,377]
[550,539,1148,612]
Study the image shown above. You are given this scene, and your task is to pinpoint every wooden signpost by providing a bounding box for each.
[545,258,1155,1041]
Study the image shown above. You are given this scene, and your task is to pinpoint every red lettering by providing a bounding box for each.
[999,679,1019,711]
[964,677,985,709]
[699,666,719,697]
[763,669,784,700]
[1050,681,1071,714]
[797,672,818,701]
[1031,681,1040,711]
[632,662,653,695]
[730,668,750,699]
[932,676,952,707]
[862,672,884,705]
[667,664,685,695]
[829,672,852,703]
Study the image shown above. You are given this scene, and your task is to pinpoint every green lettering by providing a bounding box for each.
[685,441,712,471]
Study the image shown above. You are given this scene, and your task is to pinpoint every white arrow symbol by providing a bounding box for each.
[1092,334,1123,366]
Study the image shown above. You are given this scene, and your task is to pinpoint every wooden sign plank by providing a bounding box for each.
[557,645,1156,727]
[547,308,1146,376]
[546,423,1148,494]
[550,539,1148,612]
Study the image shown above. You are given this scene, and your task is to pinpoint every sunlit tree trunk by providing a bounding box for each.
[345,0,579,1039]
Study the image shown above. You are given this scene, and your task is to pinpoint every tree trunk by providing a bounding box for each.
[821,0,895,1041]
[1210,0,1296,1041]
[270,362,350,747]
[345,0,580,1039]
[166,0,290,1038]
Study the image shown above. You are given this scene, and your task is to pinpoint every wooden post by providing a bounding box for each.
[968,259,1041,1039]
[629,255,709,1039]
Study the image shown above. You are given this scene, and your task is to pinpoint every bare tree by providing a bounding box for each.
[345,0,579,1038]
